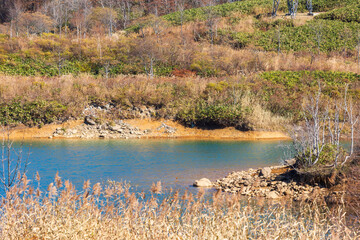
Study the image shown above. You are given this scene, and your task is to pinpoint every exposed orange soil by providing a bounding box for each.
[126,119,290,140]
[2,119,291,141]
[1,121,83,140]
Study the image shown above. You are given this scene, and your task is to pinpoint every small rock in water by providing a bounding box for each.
[193,178,212,187]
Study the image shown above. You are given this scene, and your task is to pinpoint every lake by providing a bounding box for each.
[11,139,293,193]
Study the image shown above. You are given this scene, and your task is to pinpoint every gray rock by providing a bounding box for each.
[266,191,280,199]
[108,125,123,133]
[259,167,272,178]
[84,116,96,125]
[193,178,212,187]
[253,180,260,188]
[260,181,268,187]
[285,158,296,166]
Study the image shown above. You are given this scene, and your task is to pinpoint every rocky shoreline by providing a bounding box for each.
[195,160,345,203]
[50,117,177,139]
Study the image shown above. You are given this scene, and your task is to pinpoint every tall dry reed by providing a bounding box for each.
[0,175,358,239]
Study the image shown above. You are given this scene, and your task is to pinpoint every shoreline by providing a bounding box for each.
[1,119,291,141]
[210,163,346,203]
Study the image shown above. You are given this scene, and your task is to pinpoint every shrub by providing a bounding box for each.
[176,101,250,129]
[0,99,67,126]
[316,4,360,23]
[162,0,358,26]
[256,20,360,53]
[296,144,346,167]
[162,0,272,25]
[255,71,360,117]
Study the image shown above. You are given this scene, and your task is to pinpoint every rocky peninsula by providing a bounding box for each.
[195,159,346,203]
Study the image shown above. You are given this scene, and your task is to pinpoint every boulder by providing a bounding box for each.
[84,116,96,125]
[259,167,272,178]
[108,125,123,133]
[260,181,268,187]
[252,179,261,188]
[193,178,212,187]
[266,191,280,199]
[285,158,297,166]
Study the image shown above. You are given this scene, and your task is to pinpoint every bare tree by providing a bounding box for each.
[344,85,359,157]
[327,101,346,166]
[149,14,167,43]
[176,0,187,45]
[293,83,358,168]
[357,32,360,74]
[20,12,53,36]
[44,0,66,36]
[275,25,281,54]
[135,37,159,79]
[119,0,133,29]
[70,0,92,39]
[300,83,327,166]
[311,21,323,55]
[9,0,23,37]
[202,0,219,46]
[0,130,30,193]
[92,6,117,36]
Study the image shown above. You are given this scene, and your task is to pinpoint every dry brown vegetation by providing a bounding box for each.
[0,175,359,239]
[0,74,290,130]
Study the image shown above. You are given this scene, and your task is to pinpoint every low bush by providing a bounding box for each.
[256,20,360,53]
[176,101,250,129]
[163,0,272,25]
[316,4,360,23]
[0,99,67,126]
[296,144,346,167]
[255,71,360,117]
[162,0,359,26]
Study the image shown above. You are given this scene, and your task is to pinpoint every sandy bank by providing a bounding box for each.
[1,119,290,141]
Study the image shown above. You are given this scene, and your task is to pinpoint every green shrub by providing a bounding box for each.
[256,71,360,117]
[176,101,250,129]
[162,0,358,26]
[310,0,358,12]
[163,0,272,25]
[215,30,252,49]
[296,143,346,167]
[316,4,360,23]
[0,100,67,127]
[256,20,360,53]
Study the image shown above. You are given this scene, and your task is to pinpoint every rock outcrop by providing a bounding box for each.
[51,119,177,139]
[213,165,336,201]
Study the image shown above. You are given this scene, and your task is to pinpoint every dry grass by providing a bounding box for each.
[240,92,289,130]
[0,74,291,130]
[0,175,359,239]
[156,21,360,75]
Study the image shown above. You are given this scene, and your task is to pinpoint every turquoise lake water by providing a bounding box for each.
[12,139,293,192]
